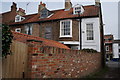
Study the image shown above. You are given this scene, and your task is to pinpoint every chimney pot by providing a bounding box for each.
[11,2,17,12]
[42,3,46,7]
[40,2,42,5]
[17,8,26,16]
[95,0,100,6]
[65,0,72,10]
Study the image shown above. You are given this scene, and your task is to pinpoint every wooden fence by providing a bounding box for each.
[2,40,28,78]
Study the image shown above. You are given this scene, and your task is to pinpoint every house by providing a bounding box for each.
[113,40,120,60]
[104,35,114,60]
[1,2,26,25]
[2,0,104,52]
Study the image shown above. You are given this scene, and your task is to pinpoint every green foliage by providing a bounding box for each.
[2,24,13,58]
[81,48,98,53]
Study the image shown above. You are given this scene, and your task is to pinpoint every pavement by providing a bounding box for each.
[101,61,120,78]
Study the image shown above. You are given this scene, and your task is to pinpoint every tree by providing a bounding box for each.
[2,24,13,58]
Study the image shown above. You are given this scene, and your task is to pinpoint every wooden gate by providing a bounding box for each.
[2,40,28,78]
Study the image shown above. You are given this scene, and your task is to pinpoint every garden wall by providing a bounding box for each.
[27,41,102,78]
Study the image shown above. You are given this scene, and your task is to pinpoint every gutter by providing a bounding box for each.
[9,15,99,26]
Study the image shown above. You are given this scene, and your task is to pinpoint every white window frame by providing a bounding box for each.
[106,46,109,51]
[15,15,25,22]
[73,4,84,15]
[86,23,94,41]
[60,20,72,38]
[15,28,21,33]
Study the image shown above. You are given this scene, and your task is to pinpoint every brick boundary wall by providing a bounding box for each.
[27,41,102,78]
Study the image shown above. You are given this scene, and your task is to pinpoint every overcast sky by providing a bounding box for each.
[1,0,119,39]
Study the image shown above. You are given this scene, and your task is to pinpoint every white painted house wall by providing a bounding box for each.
[81,18,101,52]
[113,43,119,58]
[118,2,120,39]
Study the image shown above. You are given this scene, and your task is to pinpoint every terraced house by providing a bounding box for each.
[2,0,104,52]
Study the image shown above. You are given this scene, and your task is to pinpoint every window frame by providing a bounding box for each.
[86,23,94,41]
[15,15,25,22]
[44,26,52,39]
[106,46,109,51]
[25,24,32,35]
[60,20,72,38]
[15,28,21,33]
[73,6,81,14]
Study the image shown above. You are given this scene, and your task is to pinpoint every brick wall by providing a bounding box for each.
[27,41,102,78]
[39,20,79,41]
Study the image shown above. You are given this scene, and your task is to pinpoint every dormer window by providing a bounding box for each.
[15,15,25,22]
[15,28,21,33]
[73,4,84,14]
[40,9,48,18]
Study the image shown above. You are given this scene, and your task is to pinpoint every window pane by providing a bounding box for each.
[45,27,52,39]
[61,20,71,36]
[86,23,94,40]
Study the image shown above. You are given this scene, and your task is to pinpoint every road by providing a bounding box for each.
[102,61,120,78]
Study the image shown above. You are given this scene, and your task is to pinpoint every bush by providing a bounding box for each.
[81,48,98,53]
[2,24,13,58]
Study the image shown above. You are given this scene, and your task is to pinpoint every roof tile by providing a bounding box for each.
[9,5,99,25]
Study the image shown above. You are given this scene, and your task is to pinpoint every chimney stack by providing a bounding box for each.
[95,0,100,6]
[17,8,26,16]
[11,2,17,12]
[38,2,46,14]
[65,0,72,11]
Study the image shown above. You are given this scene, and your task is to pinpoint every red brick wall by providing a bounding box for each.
[39,20,79,41]
[27,41,102,78]
[2,10,17,25]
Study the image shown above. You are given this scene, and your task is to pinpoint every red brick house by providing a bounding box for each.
[104,35,114,60]
[2,0,104,52]
[1,2,25,25]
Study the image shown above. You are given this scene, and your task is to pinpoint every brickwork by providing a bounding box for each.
[27,41,102,78]
[40,20,79,41]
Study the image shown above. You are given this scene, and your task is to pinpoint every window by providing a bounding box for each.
[73,4,84,15]
[15,28,21,33]
[40,9,48,18]
[60,20,72,37]
[25,24,32,35]
[15,15,25,22]
[74,7,81,14]
[106,46,109,51]
[119,49,120,53]
[119,44,120,46]
[86,23,94,40]
[45,27,52,39]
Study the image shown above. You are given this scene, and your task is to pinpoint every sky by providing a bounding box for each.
[1,0,120,39]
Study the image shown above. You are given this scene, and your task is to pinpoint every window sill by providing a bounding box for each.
[85,40,95,43]
[59,36,72,38]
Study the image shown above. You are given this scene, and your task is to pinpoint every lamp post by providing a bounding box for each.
[78,11,82,50]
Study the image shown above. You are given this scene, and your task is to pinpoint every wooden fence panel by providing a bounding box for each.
[2,40,28,78]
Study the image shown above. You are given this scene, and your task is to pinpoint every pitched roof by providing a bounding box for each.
[9,5,99,25]
[12,31,70,49]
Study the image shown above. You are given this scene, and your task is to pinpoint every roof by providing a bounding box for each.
[9,5,99,25]
[12,31,70,49]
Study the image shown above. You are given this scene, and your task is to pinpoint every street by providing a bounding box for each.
[102,61,120,78]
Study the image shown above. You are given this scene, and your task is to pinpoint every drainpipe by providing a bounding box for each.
[99,3,105,68]
[78,11,82,50]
